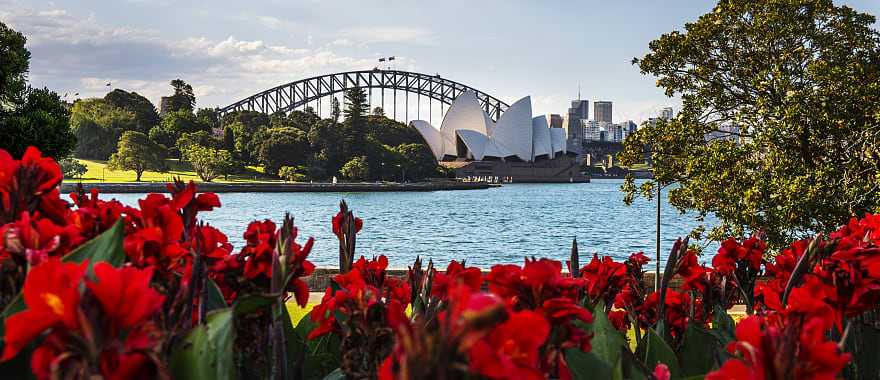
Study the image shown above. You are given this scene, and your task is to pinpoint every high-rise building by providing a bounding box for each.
[583,120,614,142]
[660,107,674,120]
[618,120,637,141]
[565,99,589,152]
[594,101,613,123]
[547,114,564,129]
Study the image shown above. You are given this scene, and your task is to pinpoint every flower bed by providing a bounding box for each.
[0,147,878,379]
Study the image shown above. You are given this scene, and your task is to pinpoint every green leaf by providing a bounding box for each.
[232,293,278,316]
[321,368,345,380]
[711,305,736,345]
[588,304,626,369]
[170,309,235,380]
[62,219,126,272]
[204,279,228,312]
[641,328,680,379]
[291,311,342,380]
[679,322,717,377]
[566,348,614,380]
[621,348,650,380]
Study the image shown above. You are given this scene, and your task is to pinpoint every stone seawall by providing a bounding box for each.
[61,181,498,194]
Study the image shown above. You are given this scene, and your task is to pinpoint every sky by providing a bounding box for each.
[2,0,878,124]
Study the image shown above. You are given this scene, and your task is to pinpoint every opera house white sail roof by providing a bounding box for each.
[411,91,567,162]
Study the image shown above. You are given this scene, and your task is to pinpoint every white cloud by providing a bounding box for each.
[4,4,395,109]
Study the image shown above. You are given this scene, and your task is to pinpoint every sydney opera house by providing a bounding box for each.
[411,92,588,182]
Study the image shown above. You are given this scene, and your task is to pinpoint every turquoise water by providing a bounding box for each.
[99,180,716,268]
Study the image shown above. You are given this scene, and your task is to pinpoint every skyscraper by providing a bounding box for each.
[660,107,674,120]
[594,101,612,123]
[566,99,589,151]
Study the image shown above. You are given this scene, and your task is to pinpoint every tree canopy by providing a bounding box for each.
[108,131,166,181]
[104,89,159,133]
[619,0,880,247]
[0,22,75,158]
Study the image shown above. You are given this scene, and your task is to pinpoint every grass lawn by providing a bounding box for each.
[72,159,281,183]
[287,302,314,326]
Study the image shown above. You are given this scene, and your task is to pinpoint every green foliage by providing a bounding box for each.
[278,165,308,182]
[392,143,440,181]
[620,0,880,247]
[108,131,166,181]
[70,98,136,159]
[195,107,220,131]
[0,21,29,106]
[151,110,208,157]
[330,97,341,123]
[104,89,159,133]
[59,157,87,179]
[170,309,235,380]
[177,130,218,152]
[163,79,195,114]
[566,304,627,379]
[342,89,368,157]
[182,144,233,182]
[225,111,270,164]
[256,127,309,175]
[340,156,369,181]
[0,87,75,159]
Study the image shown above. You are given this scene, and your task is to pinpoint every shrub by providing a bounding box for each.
[59,157,86,179]
[278,165,307,182]
[340,155,369,181]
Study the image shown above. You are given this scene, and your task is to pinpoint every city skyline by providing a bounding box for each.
[1,0,878,123]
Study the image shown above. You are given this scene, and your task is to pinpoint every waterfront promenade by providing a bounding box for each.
[62,180,497,193]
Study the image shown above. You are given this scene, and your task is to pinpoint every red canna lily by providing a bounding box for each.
[467,310,550,380]
[86,263,165,332]
[1,259,87,361]
[431,260,483,300]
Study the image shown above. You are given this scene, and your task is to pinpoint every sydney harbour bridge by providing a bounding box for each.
[217,70,509,124]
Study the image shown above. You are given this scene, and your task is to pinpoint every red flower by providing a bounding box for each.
[707,315,850,380]
[467,310,550,380]
[241,220,277,280]
[1,259,87,361]
[432,260,482,299]
[332,209,362,237]
[0,212,82,265]
[653,363,671,380]
[86,263,165,331]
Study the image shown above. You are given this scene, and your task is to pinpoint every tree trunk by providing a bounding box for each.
[136,170,143,182]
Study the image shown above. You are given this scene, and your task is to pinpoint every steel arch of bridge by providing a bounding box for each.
[218,69,510,122]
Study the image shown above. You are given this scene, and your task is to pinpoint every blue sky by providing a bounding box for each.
[2,0,878,123]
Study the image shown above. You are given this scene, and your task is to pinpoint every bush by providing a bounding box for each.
[59,157,87,179]
[277,165,307,182]
[340,155,369,181]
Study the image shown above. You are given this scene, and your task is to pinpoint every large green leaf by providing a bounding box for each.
[710,306,736,345]
[62,219,126,271]
[204,279,228,312]
[232,293,278,316]
[170,309,235,380]
[321,368,345,380]
[640,328,680,379]
[291,311,342,380]
[588,304,627,367]
[679,322,717,377]
[566,348,614,380]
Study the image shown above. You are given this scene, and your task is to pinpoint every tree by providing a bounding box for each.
[176,130,218,153]
[0,21,29,106]
[182,145,232,182]
[150,110,207,156]
[223,126,235,152]
[224,111,270,164]
[0,87,76,158]
[372,107,385,117]
[393,143,440,181]
[70,98,136,159]
[196,107,220,131]
[59,157,87,179]
[340,156,369,181]
[330,97,341,123]
[255,127,310,175]
[619,0,880,247]
[161,79,195,114]
[108,131,166,181]
[343,88,369,158]
[0,22,75,159]
[104,89,159,133]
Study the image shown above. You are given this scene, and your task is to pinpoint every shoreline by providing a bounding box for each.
[61,181,499,194]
